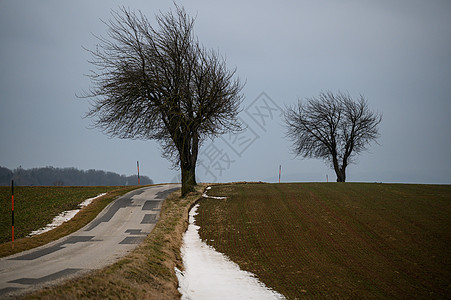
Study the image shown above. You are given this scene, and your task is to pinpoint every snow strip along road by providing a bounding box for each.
[177,203,286,299]
[28,193,107,237]
[0,184,180,298]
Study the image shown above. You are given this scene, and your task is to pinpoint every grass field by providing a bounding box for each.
[196,183,451,299]
[0,186,119,242]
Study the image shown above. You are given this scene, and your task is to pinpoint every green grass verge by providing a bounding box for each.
[0,186,144,257]
[196,182,451,299]
[22,184,204,299]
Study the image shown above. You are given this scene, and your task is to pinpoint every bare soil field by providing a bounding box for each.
[196,183,451,299]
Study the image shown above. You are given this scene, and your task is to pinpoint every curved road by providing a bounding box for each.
[0,184,180,298]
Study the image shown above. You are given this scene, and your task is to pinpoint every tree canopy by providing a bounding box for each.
[284,91,382,182]
[83,6,243,195]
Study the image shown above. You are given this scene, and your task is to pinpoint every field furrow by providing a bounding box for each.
[196,182,451,299]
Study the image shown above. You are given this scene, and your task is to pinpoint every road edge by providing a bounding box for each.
[22,184,205,299]
[0,186,148,259]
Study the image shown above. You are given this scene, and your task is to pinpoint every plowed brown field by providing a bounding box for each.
[196,183,451,299]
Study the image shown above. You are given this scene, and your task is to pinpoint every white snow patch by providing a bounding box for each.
[202,186,227,200]
[28,193,107,236]
[176,204,286,300]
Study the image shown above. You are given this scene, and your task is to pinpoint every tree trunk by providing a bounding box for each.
[181,164,196,196]
[177,130,199,196]
[334,166,346,182]
[335,168,346,182]
[332,154,346,182]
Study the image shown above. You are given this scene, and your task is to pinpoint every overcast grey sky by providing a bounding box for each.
[1,0,450,184]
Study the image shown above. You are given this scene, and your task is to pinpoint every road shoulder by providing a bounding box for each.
[22,184,204,299]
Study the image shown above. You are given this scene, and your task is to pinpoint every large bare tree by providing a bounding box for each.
[83,6,243,195]
[284,91,382,182]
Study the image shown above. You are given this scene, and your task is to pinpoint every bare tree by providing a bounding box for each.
[82,6,243,195]
[284,91,382,182]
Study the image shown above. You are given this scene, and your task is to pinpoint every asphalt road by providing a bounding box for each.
[0,184,180,298]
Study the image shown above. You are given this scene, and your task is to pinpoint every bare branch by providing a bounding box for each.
[82,5,244,195]
[284,90,382,182]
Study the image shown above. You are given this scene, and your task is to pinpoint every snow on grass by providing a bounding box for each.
[28,193,106,236]
[176,203,286,300]
[202,186,227,200]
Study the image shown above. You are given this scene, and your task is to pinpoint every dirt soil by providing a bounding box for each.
[196,182,451,299]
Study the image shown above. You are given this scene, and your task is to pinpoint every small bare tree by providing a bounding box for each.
[83,6,243,195]
[284,91,382,182]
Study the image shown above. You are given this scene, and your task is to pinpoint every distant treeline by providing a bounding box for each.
[0,166,153,186]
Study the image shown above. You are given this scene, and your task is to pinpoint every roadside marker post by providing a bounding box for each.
[137,161,140,185]
[11,180,14,244]
[279,165,281,183]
